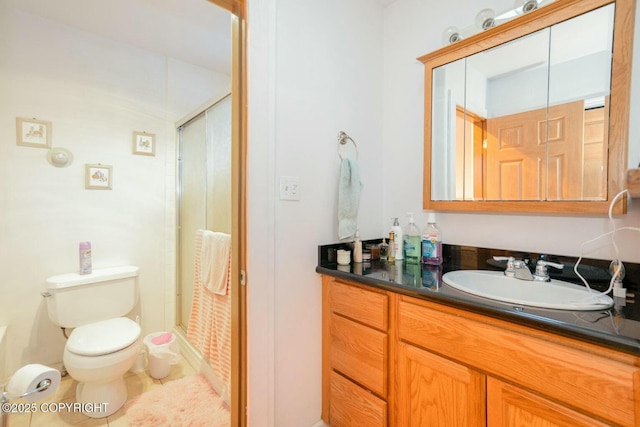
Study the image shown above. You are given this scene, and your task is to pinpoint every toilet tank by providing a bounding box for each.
[44,266,139,328]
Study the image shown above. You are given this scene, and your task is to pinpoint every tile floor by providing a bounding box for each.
[5,358,197,427]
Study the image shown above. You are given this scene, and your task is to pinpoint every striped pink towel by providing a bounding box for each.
[187,229,231,403]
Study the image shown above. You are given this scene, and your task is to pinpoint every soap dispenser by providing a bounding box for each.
[403,213,421,265]
[391,218,403,261]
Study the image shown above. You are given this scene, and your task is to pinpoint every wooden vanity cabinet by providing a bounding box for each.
[397,295,640,427]
[322,275,640,426]
[322,276,390,426]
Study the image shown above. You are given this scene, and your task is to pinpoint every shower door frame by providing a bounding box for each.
[180,1,246,426]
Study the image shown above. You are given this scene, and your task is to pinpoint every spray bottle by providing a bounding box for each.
[79,241,92,275]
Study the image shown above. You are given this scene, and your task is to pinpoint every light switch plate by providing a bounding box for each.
[279,176,300,201]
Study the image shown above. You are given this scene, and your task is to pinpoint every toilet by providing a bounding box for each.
[43,266,142,418]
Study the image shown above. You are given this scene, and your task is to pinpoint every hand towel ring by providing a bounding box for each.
[338,131,358,160]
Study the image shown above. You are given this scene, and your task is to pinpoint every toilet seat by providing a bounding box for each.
[67,317,141,356]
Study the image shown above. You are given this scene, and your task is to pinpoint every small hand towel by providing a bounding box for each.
[338,157,363,239]
[199,230,231,295]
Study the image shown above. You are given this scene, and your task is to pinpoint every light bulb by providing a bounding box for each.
[475,8,496,30]
[46,147,73,168]
[609,259,626,282]
[441,26,462,46]
[514,0,539,14]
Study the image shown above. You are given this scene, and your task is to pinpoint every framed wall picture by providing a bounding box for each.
[132,131,155,156]
[16,117,52,149]
[85,164,112,190]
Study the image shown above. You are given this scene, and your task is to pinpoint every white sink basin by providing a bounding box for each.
[442,270,613,311]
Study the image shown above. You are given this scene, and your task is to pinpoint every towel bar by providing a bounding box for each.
[338,131,358,160]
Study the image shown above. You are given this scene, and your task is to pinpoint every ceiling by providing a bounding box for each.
[6,0,405,74]
[5,0,232,76]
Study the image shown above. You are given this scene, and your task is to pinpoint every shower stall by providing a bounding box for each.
[174,94,232,404]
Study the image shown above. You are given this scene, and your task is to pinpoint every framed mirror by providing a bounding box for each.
[420,0,634,214]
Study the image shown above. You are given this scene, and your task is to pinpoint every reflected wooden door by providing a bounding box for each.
[582,105,608,199]
[485,101,583,200]
[456,107,486,200]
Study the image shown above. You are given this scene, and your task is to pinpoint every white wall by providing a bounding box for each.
[383,0,640,263]
[247,0,383,425]
[248,0,640,426]
[0,5,229,380]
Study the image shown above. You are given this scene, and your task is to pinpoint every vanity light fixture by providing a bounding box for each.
[441,26,462,45]
[514,0,539,14]
[441,0,553,45]
[475,8,496,30]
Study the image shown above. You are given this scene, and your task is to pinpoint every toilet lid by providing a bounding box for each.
[67,317,141,356]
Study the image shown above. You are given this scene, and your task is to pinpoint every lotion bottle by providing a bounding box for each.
[353,230,363,263]
[391,218,403,261]
[388,231,396,265]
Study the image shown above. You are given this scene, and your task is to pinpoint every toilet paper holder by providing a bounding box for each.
[1,378,53,427]
[1,377,53,402]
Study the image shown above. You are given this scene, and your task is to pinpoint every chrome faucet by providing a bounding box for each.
[533,260,563,282]
[494,256,564,282]
[494,256,533,281]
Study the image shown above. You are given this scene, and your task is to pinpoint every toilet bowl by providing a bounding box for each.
[63,317,142,418]
[43,266,142,418]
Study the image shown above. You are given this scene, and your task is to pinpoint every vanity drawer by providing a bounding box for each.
[330,280,388,331]
[398,296,640,427]
[330,371,387,427]
[331,313,387,397]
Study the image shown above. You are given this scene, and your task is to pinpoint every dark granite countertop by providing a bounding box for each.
[316,242,640,356]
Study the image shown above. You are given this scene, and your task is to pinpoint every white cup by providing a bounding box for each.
[337,250,351,265]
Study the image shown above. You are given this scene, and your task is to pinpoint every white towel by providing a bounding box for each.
[199,230,231,295]
[338,157,363,239]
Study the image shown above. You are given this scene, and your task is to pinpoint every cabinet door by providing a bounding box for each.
[397,342,486,427]
[487,377,610,427]
[330,371,387,427]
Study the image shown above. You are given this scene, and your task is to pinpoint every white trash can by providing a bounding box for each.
[143,332,180,379]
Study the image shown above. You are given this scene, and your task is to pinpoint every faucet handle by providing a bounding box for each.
[533,260,563,282]
[494,256,517,277]
[538,260,563,269]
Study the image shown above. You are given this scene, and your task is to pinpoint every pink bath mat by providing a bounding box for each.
[125,375,229,426]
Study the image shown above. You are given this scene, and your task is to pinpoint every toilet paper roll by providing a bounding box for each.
[7,364,61,402]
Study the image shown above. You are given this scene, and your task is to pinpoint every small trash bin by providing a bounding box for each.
[143,332,180,379]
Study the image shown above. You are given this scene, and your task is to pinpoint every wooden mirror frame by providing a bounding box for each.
[206,1,247,426]
[419,0,635,214]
